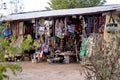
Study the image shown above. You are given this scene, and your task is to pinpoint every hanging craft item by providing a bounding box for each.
[56,30,64,38]
[39,26,45,35]
[106,13,118,34]
[3,29,11,37]
[80,38,87,57]
[55,19,65,38]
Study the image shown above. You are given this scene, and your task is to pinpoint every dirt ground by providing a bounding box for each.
[6,61,86,80]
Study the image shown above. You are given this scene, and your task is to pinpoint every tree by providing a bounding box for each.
[9,0,24,13]
[0,0,24,15]
[80,33,120,80]
[0,23,22,80]
[46,0,106,10]
[0,0,7,10]
[0,37,22,80]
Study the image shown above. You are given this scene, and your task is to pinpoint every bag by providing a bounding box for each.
[106,14,118,33]
[3,29,11,36]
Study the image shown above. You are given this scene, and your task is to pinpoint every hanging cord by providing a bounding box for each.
[109,13,115,23]
[108,12,117,27]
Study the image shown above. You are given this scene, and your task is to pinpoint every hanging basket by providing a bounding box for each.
[106,23,117,33]
[106,14,118,34]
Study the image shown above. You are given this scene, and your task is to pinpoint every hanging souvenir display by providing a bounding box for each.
[44,20,53,37]
[39,26,45,35]
[80,38,87,57]
[94,15,106,34]
[38,19,45,35]
[55,19,65,38]
[64,17,68,35]
[56,30,64,38]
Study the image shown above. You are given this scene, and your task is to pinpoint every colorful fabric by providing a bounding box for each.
[39,26,45,35]
[55,19,65,38]
[3,29,11,36]
[55,19,63,36]
[67,24,75,34]
[80,38,87,57]
[0,34,4,38]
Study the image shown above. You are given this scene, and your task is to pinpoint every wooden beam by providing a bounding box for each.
[116,9,120,12]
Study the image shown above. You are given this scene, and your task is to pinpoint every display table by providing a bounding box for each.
[55,51,76,63]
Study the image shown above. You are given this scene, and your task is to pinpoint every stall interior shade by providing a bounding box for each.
[83,15,106,37]
[24,21,34,35]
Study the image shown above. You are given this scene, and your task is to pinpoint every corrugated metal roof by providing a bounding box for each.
[1,4,120,21]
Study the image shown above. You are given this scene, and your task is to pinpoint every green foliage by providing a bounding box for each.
[6,63,22,75]
[0,36,22,80]
[20,34,33,52]
[0,36,20,61]
[0,63,22,80]
[81,33,120,80]
[33,40,39,50]
[0,23,4,32]
[46,0,106,10]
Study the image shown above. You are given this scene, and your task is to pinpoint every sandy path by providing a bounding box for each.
[6,62,85,80]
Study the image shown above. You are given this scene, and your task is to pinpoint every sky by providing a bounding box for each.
[23,0,120,12]
[23,0,50,12]
[0,0,120,15]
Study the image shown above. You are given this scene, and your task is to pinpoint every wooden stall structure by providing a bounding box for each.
[0,4,120,63]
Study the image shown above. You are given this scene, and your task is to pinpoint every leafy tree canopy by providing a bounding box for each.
[46,0,106,10]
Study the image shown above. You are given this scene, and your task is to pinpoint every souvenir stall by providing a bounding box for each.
[34,14,106,63]
[32,16,81,63]
[0,14,109,63]
[51,16,82,63]
[32,18,54,62]
[3,20,36,61]
[1,4,120,63]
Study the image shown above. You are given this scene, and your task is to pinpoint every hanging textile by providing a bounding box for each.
[55,19,65,38]
[93,16,99,33]
[80,38,87,57]
[44,20,50,36]
[55,19,61,36]
[83,16,94,37]
[83,15,106,38]
[99,16,106,34]
[64,17,68,35]
[94,15,106,34]
[67,24,75,35]
[39,26,45,35]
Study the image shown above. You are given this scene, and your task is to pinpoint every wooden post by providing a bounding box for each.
[75,39,79,62]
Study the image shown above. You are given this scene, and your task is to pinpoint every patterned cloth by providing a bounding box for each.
[80,38,87,57]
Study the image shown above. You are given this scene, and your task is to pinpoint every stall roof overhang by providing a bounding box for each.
[1,4,120,21]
